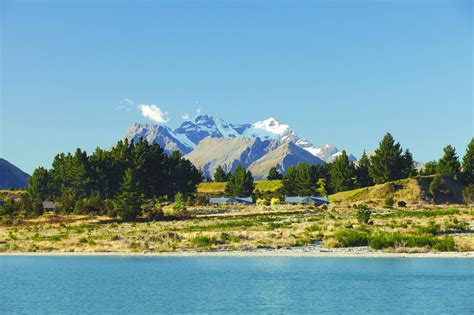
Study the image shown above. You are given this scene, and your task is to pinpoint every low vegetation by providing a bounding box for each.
[0,204,472,254]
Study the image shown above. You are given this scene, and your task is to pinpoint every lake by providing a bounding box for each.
[1,256,473,314]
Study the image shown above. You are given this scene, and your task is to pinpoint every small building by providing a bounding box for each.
[209,197,236,205]
[42,201,57,212]
[209,197,254,205]
[285,196,329,205]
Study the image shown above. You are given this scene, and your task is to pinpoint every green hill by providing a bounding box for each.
[198,180,282,195]
[329,175,465,206]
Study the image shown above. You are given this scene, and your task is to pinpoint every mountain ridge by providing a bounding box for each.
[124,115,356,178]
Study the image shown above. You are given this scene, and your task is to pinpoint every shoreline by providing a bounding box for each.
[1,248,473,258]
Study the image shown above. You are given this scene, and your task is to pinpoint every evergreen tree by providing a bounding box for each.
[356,150,373,188]
[437,145,461,177]
[114,168,143,221]
[214,165,228,182]
[420,161,438,176]
[282,166,296,195]
[369,133,404,184]
[401,149,417,178]
[294,163,314,196]
[27,167,50,200]
[267,166,283,180]
[225,165,254,197]
[330,151,355,193]
[462,138,474,184]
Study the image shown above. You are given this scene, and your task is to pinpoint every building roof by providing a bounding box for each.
[285,196,329,204]
[42,201,57,208]
[235,197,253,204]
[309,196,329,204]
[285,196,310,203]
[209,197,235,204]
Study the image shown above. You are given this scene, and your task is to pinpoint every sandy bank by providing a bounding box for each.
[1,247,473,258]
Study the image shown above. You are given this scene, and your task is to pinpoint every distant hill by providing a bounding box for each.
[0,159,30,189]
[329,175,465,206]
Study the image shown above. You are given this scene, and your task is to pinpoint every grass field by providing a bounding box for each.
[1,205,472,253]
[197,180,282,194]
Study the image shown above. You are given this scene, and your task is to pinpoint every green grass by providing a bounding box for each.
[197,180,282,194]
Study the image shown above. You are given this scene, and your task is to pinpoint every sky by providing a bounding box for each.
[1,0,472,174]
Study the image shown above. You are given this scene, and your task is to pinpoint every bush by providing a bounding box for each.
[384,197,394,208]
[193,234,213,248]
[462,184,474,204]
[270,198,280,206]
[172,192,186,212]
[368,232,455,251]
[256,198,269,206]
[334,229,369,247]
[397,201,407,208]
[355,204,371,224]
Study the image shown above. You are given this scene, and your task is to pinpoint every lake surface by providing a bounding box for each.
[1,256,473,314]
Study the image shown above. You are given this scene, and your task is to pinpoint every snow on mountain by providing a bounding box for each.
[242,117,295,141]
[175,115,240,145]
[124,115,357,177]
[125,123,195,154]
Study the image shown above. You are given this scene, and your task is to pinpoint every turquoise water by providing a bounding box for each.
[1,257,473,314]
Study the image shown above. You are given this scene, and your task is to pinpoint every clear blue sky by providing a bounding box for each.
[1,0,472,174]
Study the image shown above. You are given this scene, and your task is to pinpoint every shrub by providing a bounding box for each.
[384,197,394,208]
[172,192,186,212]
[193,235,213,249]
[355,204,371,224]
[270,198,280,206]
[397,201,407,208]
[256,198,269,206]
[462,184,474,204]
[368,232,455,251]
[334,229,369,247]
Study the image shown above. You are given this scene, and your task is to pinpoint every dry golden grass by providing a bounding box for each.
[0,205,472,253]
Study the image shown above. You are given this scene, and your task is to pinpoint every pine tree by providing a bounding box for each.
[27,167,50,200]
[369,133,404,184]
[401,149,417,178]
[437,145,461,177]
[462,138,474,184]
[356,150,373,188]
[282,166,296,195]
[225,165,254,197]
[420,161,438,176]
[267,166,283,180]
[330,151,355,193]
[294,163,314,196]
[214,165,228,182]
[114,168,143,221]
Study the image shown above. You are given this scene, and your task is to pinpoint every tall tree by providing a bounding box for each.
[437,145,461,177]
[225,165,254,197]
[214,165,228,182]
[282,166,297,195]
[27,167,50,200]
[401,149,417,178]
[356,150,373,188]
[462,138,474,184]
[294,163,314,196]
[330,151,355,193]
[114,168,143,221]
[369,133,404,184]
[267,166,283,180]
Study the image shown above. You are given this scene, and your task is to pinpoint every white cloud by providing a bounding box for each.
[117,98,136,111]
[138,104,170,124]
[181,113,191,121]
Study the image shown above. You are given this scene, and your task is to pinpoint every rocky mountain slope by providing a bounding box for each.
[0,159,30,189]
[124,115,355,178]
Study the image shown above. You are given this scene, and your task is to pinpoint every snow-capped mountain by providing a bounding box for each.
[124,115,356,178]
[125,123,195,154]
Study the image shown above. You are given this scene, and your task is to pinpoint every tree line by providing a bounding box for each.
[20,138,203,218]
[213,133,474,197]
